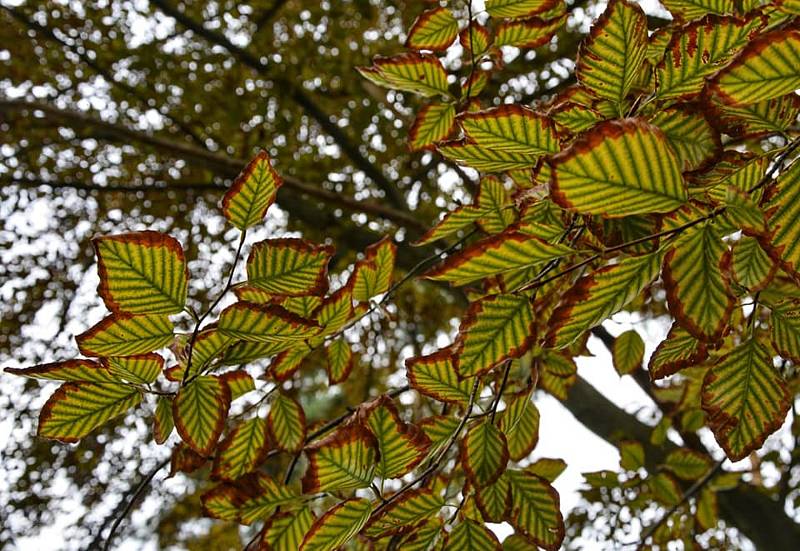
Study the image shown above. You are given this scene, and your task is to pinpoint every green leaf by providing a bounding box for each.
[222,151,283,230]
[655,14,764,101]
[154,396,174,445]
[648,322,708,380]
[399,519,444,551]
[405,7,459,52]
[37,382,141,442]
[506,470,565,551]
[618,440,645,471]
[495,15,566,49]
[485,0,561,19]
[300,498,372,551]
[612,330,645,376]
[661,0,733,21]
[104,353,163,384]
[550,118,687,217]
[223,340,294,366]
[475,473,511,522]
[461,419,509,487]
[732,237,776,292]
[455,294,536,378]
[709,29,800,106]
[408,103,457,151]
[701,339,790,461]
[536,351,577,400]
[696,488,718,531]
[426,229,574,287]
[763,160,800,280]
[364,395,431,479]
[663,223,734,342]
[218,302,320,343]
[413,204,486,247]
[261,508,316,551]
[364,488,445,538]
[576,0,648,105]
[246,238,333,297]
[662,448,714,481]
[5,359,117,383]
[437,139,540,172]
[476,176,516,235]
[173,375,231,456]
[221,370,255,400]
[76,313,174,357]
[460,105,559,156]
[717,93,800,137]
[325,337,354,385]
[499,391,540,461]
[301,424,377,493]
[650,472,682,506]
[189,327,236,373]
[358,53,450,97]
[93,231,188,314]
[525,458,567,482]
[650,108,720,172]
[406,348,473,404]
[352,238,396,302]
[419,415,461,459]
[316,285,355,334]
[444,519,501,550]
[202,473,298,524]
[770,300,800,363]
[546,250,665,348]
[212,417,270,481]
[268,392,307,453]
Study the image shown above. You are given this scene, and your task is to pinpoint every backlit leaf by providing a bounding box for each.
[495,15,566,49]
[300,498,372,551]
[408,103,457,151]
[476,176,516,235]
[222,151,283,230]
[220,370,255,400]
[325,337,354,385]
[650,108,720,172]
[612,330,645,376]
[5,359,117,383]
[732,236,776,292]
[268,392,306,453]
[94,231,188,314]
[648,322,708,380]
[154,396,174,445]
[301,423,377,493]
[218,302,319,343]
[406,348,473,404]
[576,0,648,105]
[246,238,333,297]
[547,250,665,348]
[455,294,536,378]
[405,7,459,52]
[364,488,445,538]
[352,237,396,302]
[37,382,141,443]
[770,300,800,363]
[476,473,512,522]
[202,473,298,524]
[499,391,540,461]
[661,0,733,21]
[716,93,800,137]
[550,118,687,217]
[762,160,800,280]
[485,0,561,19]
[261,508,315,551]
[173,375,231,456]
[701,339,790,461]
[663,223,734,342]
[460,105,559,156]
[663,448,713,480]
[526,458,567,482]
[363,395,431,479]
[358,53,450,97]
[104,353,163,384]
[437,139,540,172]
[270,345,312,382]
[212,417,270,481]
[413,204,486,247]
[76,313,173,357]
[461,419,509,487]
[709,29,800,106]
[506,470,565,551]
[444,519,501,550]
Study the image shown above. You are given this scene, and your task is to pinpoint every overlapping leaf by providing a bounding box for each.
[202,473,298,524]
[576,0,648,105]
[352,238,396,302]
[246,239,333,297]
[220,370,255,400]
[301,424,377,493]
[550,118,687,217]
[461,419,509,487]
[94,231,188,314]
[173,375,231,456]
[455,294,536,378]
[413,204,486,247]
[408,103,456,151]
[268,392,306,453]
[406,349,473,404]
[648,322,708,380]
[770,300,800,363]
[363,395,431,479]
[325,337,354,385]
[222,151,283,230]
[460,105,559,156]
[650,109,720,172]
[485,0,561,19]
[358,53,450,97]
[506,470,565,551]
[76,313,173,357]
[104,354,162,384]
[154,396,174,445]
[444,519,501,550]
[212,417,270,481]
[364,488,445,538]
[218,302,319,342]
[6,359,117,383]
[261,508,315,551]
[663,448,713,480]
[709,29,800,106]
[661,0,733,21]
[717,93,800,137]
[499,391,540,461]
[732,236,776,291]
[701,339,790,461]
[437,140,540,172]
[547,250,665,348]
[475,473,511,522]
[405,7,459,52]
[762,160,800,280]
[495,15,566,49]
[475,176,516,235]
[300,498,372,551]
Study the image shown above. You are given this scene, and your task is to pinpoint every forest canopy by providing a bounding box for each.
[1,0,800,549]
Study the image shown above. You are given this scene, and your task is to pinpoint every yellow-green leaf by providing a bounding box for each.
[413,204,485,247]
[405,7,459,52]
[444,519,501,550]
[506,470,565,551]
[662,448,714,481]
[222,151,283,230]
[460,105,560,156]
[663,223,734,342]
[300,498,372,551]
[455,294,536,378]
[246,238,333,297]
[661,0,733,21]
[717,93,800,137]
[526,458,567,482]
[576,0,648,105]
[5,359,117,383]
[408,103,456,151]
[268,392,306,453]
[154,396,174,445]
[696,487,718,531]
[301,424,377,493]
[201,473,298,524]
[406,349,473,404]
[261,508,315,551]
[709,29,800,106]
[37,382,141,443]
[173,375,231,456]
[218,302,319,343]
[612,330,644,376]
[648,322,708,380]
[619,440,645,471]
[495,15,566,49]
[94,231,188,314]
[650,109,720,172]
[461,419,509,487]
[701,339,790,461]
[550,118,687,217]
[475,473,511,522]
[76,313,174,357]
[358,53,450,98]
[325,337,354,385]
[220,370,255,400]
[364,395,431,479]
[770,300,800,363]
[437,139,540,172]
[352,238,396,302]
[499,391,540,461]
[212,417,270,481]
[732,236,776,292]
[476,176,516,235]
[104,353,163,384]
[547,250,665,348]
[485,0,561,19]
[763,160,800,280]
[364,488,445,538]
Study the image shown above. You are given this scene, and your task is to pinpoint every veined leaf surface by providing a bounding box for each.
[261,508,315,551]
[762,160,800,280]
[300,498,372,551]
[76,313,173,357]
[506,470,565,551]
[268,392,306,453]
[212,417,270,481]
[202,473,298,524]
[444,519,501,550]
[406,349,473,404]
[222,151,283,230]
[460,105,559,156]
[218,302,319,342]
[358,53,450,97]
[363,395,431,479]
[485,0,562,19]
[246,238,333,297]
[405,7,459,52]
[173,375,231,456]
[301,424,377,493]
[461,419,509,487]
[408,103,456,151]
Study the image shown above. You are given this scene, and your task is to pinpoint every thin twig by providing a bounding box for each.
[748,136,800,194]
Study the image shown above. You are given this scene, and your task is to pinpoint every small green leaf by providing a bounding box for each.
[301,424,377,493]
[461,419,509,487]
[612,330,645,376]
[268,392,307,453]
[222,151,283,230]
[173,375,231,456]
[300,498,372,551]
[76,313,174,357]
